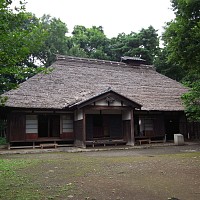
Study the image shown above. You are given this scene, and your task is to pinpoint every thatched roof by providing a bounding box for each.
[2,55,188,111]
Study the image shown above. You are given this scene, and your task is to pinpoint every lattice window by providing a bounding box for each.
[26,115,38,133]
[62,114,73,133]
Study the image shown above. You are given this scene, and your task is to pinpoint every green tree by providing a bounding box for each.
[0,0,46,94]
[163,0,200,71]
[163,0,200,121]
[32,15,69,67]
[154,47,186,81]
[69,25,111,60]
[182,80,200,122]
[110,26,159,64]
[138,26,160,64]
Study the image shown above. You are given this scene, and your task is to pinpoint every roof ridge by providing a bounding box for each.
[56,54,155,70]
[56,54,125,66]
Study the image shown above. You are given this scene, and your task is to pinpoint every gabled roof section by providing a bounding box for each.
[2,55,188,111]
[69,88,142,109]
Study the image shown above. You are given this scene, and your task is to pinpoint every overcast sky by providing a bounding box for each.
[25,0,175,38]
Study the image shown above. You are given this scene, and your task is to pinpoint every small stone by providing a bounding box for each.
[68,195,74,198]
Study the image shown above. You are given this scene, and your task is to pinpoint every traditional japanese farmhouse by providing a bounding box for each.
[0,55,198,149]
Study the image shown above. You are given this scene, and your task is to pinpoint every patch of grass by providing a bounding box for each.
[0,157,76,200]
[1,151,200,200]
[0,159,40,200]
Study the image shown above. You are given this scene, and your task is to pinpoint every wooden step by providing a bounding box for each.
[40,143,58,149]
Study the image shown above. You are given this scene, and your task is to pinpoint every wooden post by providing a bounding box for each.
[127,109,135,146]
[131,109,135,145]
[33,141,35,149]
[7,143,11,150]
[82,109,86,148]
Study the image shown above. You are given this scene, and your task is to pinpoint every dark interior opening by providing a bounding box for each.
[93,115,104,138]
[86,114,122,140]
[38,115,60,138]
[38,115,48,137]
[165,118,180,140]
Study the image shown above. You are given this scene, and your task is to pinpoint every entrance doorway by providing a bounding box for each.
[165,118,180,140]
[92,115,110,138]
[38,115,60,138]
[86,114,122,140]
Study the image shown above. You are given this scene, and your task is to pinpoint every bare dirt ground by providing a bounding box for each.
[1,144,200,200]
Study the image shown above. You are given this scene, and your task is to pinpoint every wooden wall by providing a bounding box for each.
[123,120,130,141]
[85,114,123,140]
[153,115,165,136]
[74,120,84,147]
[137,114,165,137]
[179,115,200,139]
[7,112,76,142]
[187,122,200,139]
[8,113,26,141]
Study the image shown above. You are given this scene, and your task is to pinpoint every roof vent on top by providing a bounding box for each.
[121,56,146,66]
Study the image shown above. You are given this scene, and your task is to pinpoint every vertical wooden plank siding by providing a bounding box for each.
[82,109,86,147]
[153,115,165,136]
[61,114,74,139]
[74,120,85,147]
[9,113,26,141]
[86,115,93,140]
[179,114,188,138]
[186,122,200,139]
[131,109,135,145]
[123,120,130,142]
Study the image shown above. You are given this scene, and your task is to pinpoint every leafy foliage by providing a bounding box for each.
[163,0,200,71]
[154,48,186,81]
[68,25,110,60]
[66,25,160,64]
[0,1,46,95]
[110,26,159,64]
[33,15,69,67]
[182,81,200,122]
[0,137,6,145]
[160,0,200,121]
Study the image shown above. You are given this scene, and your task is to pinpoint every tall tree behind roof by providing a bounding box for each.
[161,0,200,121]
[68,25,111,60]
[32,15,69,67]
[163,0,200,71]
[109,26,159,64]
[0,0,46,94]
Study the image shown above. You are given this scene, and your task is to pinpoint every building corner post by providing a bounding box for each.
[82,109,86,148]
[126,109,135,146]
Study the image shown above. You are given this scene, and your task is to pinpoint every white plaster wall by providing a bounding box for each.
[95,99,108,106]
[102,110,121,114]
[94,99,126,107]
[112,100,122,106]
